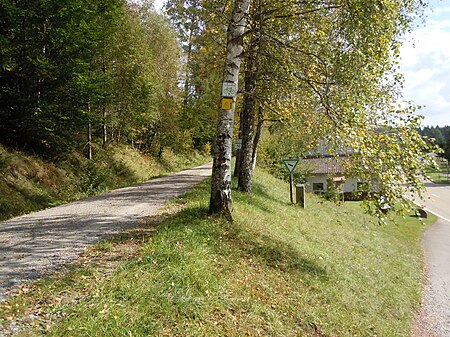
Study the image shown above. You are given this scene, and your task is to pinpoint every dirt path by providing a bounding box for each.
[0,163,212,300]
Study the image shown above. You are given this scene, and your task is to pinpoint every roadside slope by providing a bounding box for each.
[0,144,209,221]
[0,163,212,298]
[1,168,434,337]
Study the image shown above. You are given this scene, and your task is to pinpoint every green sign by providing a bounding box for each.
[282,158,299,174]
[222,82,237,97]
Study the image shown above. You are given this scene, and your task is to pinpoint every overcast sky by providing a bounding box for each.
[154,0,164,11]
[154,0,449,127]
[400,0,450,126]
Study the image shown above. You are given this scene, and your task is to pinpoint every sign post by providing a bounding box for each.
[282,157,299,203]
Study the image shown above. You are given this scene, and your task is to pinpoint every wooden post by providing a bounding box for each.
[296,184,305,208]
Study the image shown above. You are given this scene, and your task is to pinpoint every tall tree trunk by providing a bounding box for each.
[102,106,107,147]
[86,102,92,160]
[238,1,261,193]
[109,122,114,143]
[87,123,92,160]
[209,0,250,218]
[251,106,264,173]
[102,61,107,147]
[233,110,244,177]
[183,39,193,106]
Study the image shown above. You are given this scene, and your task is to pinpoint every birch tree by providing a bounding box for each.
[232,0,436,216]
[209,0,250,218]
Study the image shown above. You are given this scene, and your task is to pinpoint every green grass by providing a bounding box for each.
[426,158,450,184]
[0,168,435,336]
[0,144,209,221]
[426,171,450,184]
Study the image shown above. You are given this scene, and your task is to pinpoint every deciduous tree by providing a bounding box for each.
[209,0,250,218]
[235,0,436,216]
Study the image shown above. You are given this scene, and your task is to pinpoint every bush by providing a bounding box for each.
[324,178,341,202]
[77,161,109,195]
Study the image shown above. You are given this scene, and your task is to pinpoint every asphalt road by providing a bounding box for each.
[0,163,212,301]
[412,182,450,337]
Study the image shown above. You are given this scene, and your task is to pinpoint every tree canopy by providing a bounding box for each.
[0,0,183,157]
[202,0,437,218]
[0,0,438,220]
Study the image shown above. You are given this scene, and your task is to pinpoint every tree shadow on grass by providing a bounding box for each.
[233,181,295,214]
[205,218,328,282]
[3,179,52,208]
[248,234,326,278]
[158,183,325,281]
[245,235,325,280]
[99,203,210,247]
[143,204,327,292]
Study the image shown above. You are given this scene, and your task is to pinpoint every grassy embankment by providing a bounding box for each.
[0,144,209,221]
[0,168,434,337]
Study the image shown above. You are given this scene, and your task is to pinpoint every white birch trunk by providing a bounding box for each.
[209,0,251,218]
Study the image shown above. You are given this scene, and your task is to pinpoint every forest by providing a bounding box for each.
[0,0,195,158]
[419,126,450,160]
[0,0,440,218]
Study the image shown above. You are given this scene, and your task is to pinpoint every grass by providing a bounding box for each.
[0,168,435,336]
[0,144,209,221]
[426,171,450,184]
[426,158,450,184]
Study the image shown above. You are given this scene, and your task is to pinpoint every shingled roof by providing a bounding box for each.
[301,157,346,175]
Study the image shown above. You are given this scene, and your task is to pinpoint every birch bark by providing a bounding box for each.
[209,0,251,218]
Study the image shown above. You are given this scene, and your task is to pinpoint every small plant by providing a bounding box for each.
[204,142,212,156]
[31,193,54,206]
[77,161,109,195]
[0,200,13,219]
[324,177,341,202]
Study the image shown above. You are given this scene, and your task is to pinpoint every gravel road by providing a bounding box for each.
[0,163,212,300]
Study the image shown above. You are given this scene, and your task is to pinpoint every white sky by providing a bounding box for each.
[154,0,165,11]
[400,0,450,126]
[155,0,449,126]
